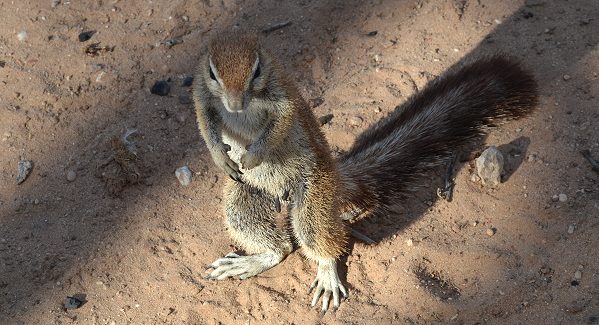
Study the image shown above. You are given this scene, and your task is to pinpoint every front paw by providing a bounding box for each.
[240,152,262,170]
[212,143,243,183]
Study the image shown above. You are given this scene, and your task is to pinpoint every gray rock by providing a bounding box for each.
[558,193,568,202]
[475,146,504,187]
[66,170,77,182]
[16,160,33,184]
[175,166,192,186]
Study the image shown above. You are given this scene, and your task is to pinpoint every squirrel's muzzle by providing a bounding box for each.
[223,92,246,113]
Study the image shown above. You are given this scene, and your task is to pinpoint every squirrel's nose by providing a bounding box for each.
[224,93,244,112]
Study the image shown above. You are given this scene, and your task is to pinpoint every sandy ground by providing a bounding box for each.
[1,0,598,324]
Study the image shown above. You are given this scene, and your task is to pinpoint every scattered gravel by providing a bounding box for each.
[175,166,192,186]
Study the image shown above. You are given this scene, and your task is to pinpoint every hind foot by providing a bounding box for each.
[206,252,283,280]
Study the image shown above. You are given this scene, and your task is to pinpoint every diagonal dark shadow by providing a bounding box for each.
[0,0,597,323]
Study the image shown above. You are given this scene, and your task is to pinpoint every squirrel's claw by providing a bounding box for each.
[309,259,347,313]
[273,197,281,213]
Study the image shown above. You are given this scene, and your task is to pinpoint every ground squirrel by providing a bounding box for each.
[192,32,538,312]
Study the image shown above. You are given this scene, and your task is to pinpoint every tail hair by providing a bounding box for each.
[337,55,538,215]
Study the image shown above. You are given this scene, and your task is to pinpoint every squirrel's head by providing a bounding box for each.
[202,33,273,113]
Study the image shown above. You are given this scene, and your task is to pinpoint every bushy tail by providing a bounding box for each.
[337,55,538,216]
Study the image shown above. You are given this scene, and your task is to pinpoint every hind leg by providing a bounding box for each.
[206,179,293,280]
[290,171,349,312]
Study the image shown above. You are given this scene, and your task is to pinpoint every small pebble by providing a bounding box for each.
[16,160,33,184]
[17,31,28,41]
[51,0,61,7]
[567,224,575,234]
[527,153,538,162]
[150,80,170,96]
[181,76,194,87]
[160,65,171,74]
[78,31,95,42]
[574,270,582,280]
[164,37,183,47]
[66,170,77,182]
[551,194,559,202]
[175,166,192,186]
[406,239,413,247]
[486,228,496,236]
[367,31,378,36]
[558,193,568,202]
[349,116,363,126]
[563,74,571,81]
[64,296,83,310]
